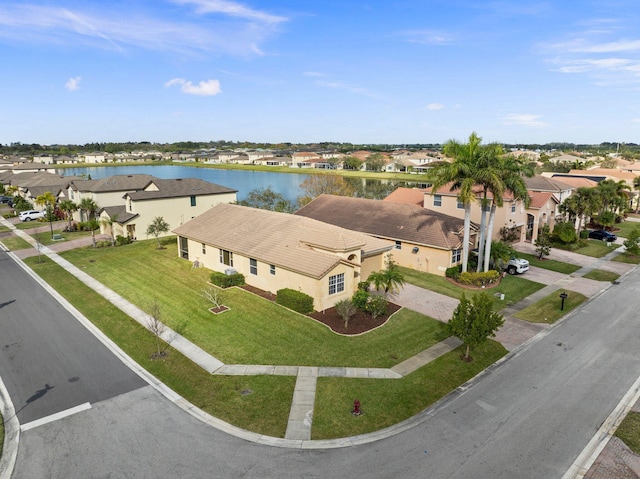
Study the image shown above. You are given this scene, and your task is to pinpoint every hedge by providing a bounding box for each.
[458,270,500,287]
[210,271,246,288]
[276,288,314,314]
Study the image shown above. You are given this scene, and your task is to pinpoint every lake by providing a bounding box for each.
[59,165,428,202]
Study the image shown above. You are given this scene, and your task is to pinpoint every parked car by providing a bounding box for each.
[588,230,617,242]
[0,195,12,204]
[18,210,45,221]
[505,256,529,275]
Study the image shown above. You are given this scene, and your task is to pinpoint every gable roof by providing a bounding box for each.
[527,191,558,209]
[173,204,393,279]
[548,176,598,188]
[71,174,157,193]
[125,178,237,201]
[295,194,473,250]
[525,175,573,192]
[99,205,139,224]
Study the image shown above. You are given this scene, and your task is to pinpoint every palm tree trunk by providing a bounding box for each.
[477,199,489,272]
[462,203,471,273]
[483,203,497,272]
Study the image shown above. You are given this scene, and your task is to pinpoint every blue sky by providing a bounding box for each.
[1,0,639,145]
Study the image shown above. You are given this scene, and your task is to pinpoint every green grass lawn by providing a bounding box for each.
[572,240,616,258]
[399,266,545,311]
[0,235,32,251]
[613,251,640,264]
[514,290,587,323]
[582,269,620,282]
[313,341,507,439]
[612,221,640,239]
[31,228,91,246]
[60,240,450,367]
[614,411,640,454]
[515,252,581,274]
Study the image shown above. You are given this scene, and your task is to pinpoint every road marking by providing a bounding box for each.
[20,402,92,432]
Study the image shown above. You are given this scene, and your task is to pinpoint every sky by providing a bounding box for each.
[1,0,639,146]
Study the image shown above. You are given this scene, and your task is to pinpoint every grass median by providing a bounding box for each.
[514,290,587,324]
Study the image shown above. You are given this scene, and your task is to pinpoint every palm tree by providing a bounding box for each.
[367,255,406,294]
[429,132,483,273]
[79,198,98,222]
[35,191,57,238]
[481,155,532,272]
[58,199,77,231]
[99,214,118,246]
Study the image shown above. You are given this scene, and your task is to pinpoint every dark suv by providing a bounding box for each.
[0,196,12,204]
[588,230,617,242]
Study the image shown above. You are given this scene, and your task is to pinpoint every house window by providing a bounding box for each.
[250,258,257,275]
[219,249,233,267]
[270,264,276,275]
[395,241,402,250]
[179,237,189,259]
[511,201,516,213]
[201,243,206,254]
[190,195,196,207]
[452,249,462,264]
[329,273,345,295]
[457,199,464,209]
[433,195,442,207]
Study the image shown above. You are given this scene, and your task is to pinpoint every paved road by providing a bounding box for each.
[0,249,146,425]
[6,251,640,478]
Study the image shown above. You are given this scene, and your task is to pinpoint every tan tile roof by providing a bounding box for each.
[71,174,157,193]
[383,187,424,206]
[525,175,572,192]
[126,178,236,201]
[527,191,557,209]
[173,204,393,279]
[550,176,597,188]
[295,194,471,250]
[569,168,637,181]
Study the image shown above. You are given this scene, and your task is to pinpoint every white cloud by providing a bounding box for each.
[425,103,444,110]
[165,78,222,96]
[65,76,81,91]
[503,114,547,128]
[170,0,286,24]
[400,30,454,45]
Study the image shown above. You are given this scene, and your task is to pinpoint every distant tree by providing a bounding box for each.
[364,152,385,171]
[146,216,170,248]
[448,292,504,361]
[58,199,77,231]
[342,156,363,170]
[237,186,295,213]
[335,298,357,328]
[297,174,355,206]
[367,255,405,294]
[35,191,57,239]
[535,224,552,259]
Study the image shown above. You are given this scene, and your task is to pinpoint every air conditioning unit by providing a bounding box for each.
[224,268,237,276]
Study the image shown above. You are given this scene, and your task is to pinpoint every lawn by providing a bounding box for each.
[582,269,620,282]
[313,341,507,439]
[0,235,32,251]
[614,411,640,454]
[60,239,450,367]
[514,290,587,324]
[613,251,640,264]
[31,228,91,246]
[515,252,581,274]
[612,221,640,239]
[399,266,545,311]
[572,240,616,258]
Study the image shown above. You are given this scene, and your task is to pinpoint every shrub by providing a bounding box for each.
[579,229,589,239]
[458,270,500,287]
[276,288,314,314]
[499,225,519,242]
[445,265,462,279]
[210,271,246,288]
[351,289,370,310]
[357,281,370,292]
[335,298,357,328]
[366,295,388,319]
[115,235,132,246]
[95,240,111,248]
[553,221,577,244]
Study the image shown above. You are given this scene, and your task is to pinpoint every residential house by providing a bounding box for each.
[295,194,476,276]
[81,152,107,164]
[99,178,237,240]
[173,203,393,311]
[291,152,321,167]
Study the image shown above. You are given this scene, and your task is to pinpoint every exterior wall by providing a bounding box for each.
[130,192,237,240]
[178,237,357,311]
[386,242,457,276]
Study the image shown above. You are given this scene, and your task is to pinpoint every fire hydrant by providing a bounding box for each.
[352,399,362,416]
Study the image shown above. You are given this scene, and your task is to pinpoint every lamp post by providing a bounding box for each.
[559,291,568,311]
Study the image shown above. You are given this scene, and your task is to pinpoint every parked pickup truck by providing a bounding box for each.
[505,256,529,275]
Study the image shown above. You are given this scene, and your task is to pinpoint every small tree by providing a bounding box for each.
[367,255,406,294]
[535,224,552,259]
[87,218,100,248]
[335,298,357,328]
[99,214,118,246]
[623,227,640,255]
[366,295,388,319]
[58,199,77,231]
[146,216,170,248]
[147,299,166,358]
[35,191,57,239]
[448,292,504,361]
[201,286,225,310]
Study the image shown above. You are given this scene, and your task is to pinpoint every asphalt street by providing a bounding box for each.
[0,249,146,425]
[4,250,640,478]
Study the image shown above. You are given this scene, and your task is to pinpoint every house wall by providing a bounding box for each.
[387,242,457,276]
[178,237,357,311]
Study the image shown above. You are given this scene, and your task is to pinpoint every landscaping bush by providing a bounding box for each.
[458,270,500,287]
[210,271,246,288]
[357,281,370,291]
[351,288,370,310]
[95,240,111,248]
[579,229,589,239]
[275,288,314,314]
[365,294,388,319]
[445,265,462,279]
[115,235,132,246]
[553,221,578,244]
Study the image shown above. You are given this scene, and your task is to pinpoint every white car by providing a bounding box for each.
[506,256,529,275]
[19,210,45,221]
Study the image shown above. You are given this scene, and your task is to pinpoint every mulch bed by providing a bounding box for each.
[240,284,401,335]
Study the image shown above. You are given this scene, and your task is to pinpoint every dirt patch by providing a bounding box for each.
[445,276,503,290]
[209,305,229,314]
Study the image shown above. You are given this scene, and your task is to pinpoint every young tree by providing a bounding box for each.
[147,299,166,359]
[297,174,355,206]
[201,286,225,310]
[146,216,170,248]
[535,224,552,259]
[623,227,640,255]
[335,298,357,328]
[99,214,118,246]
[58,199,77,231]
[367,255,406,294]
[87,218,100,248]
[448,292,504,361]
[35,191,57,239]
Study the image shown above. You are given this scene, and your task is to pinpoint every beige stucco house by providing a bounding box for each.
[295,194,476,276]
[99,178,237,240]
[173,203,393,311]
